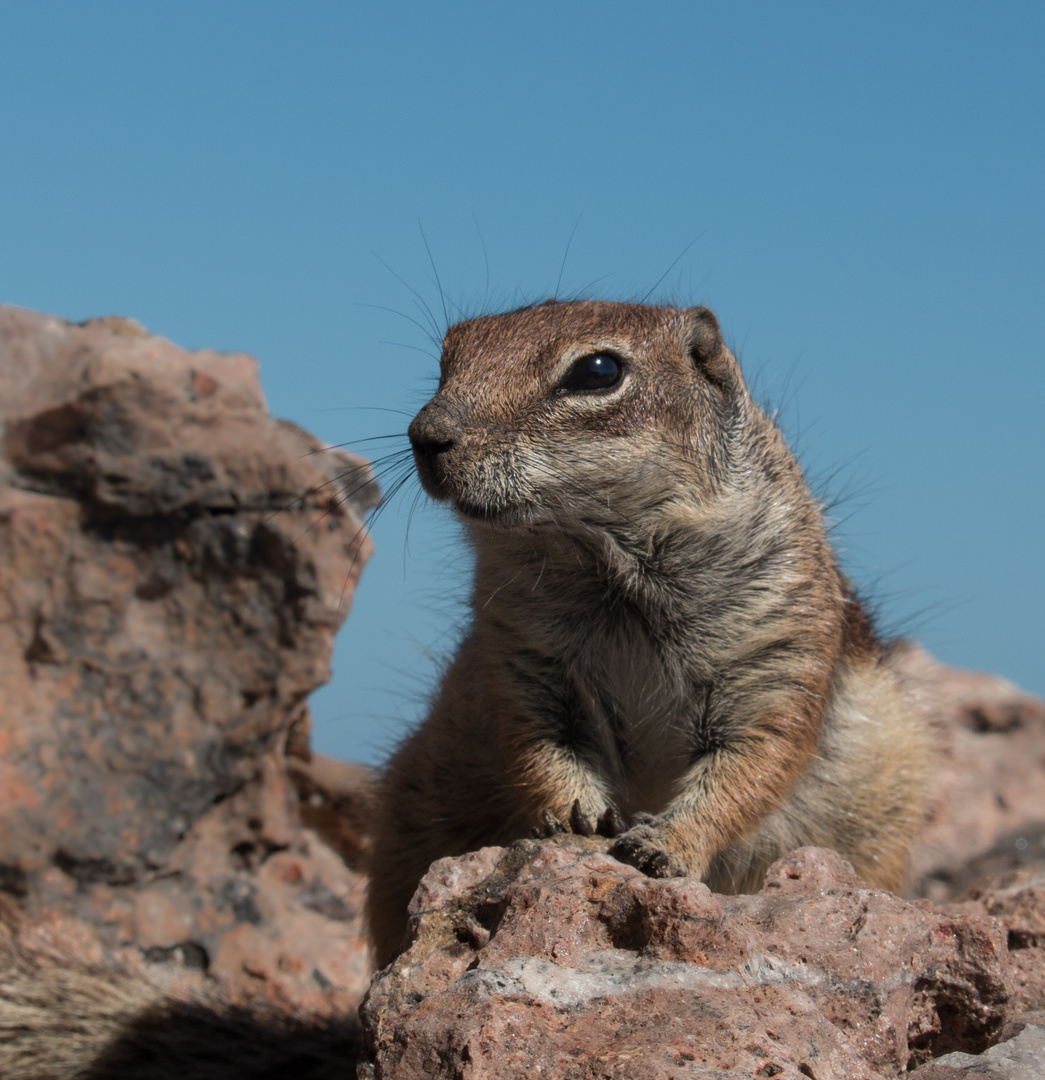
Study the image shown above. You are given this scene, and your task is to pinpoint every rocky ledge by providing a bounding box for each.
[361,842,1044,1079]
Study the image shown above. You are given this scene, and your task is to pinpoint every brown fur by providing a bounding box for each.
[366,300,930,963]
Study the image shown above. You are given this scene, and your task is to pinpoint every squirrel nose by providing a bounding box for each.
[408,402,459,470]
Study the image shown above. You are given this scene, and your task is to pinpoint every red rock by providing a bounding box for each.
[360,843,1017,1078]
[900,646,1045,902]
[0,306,378,1012]
[907,1022,1045,1079]
[289,752,376,873]
[944,869,1045,1024]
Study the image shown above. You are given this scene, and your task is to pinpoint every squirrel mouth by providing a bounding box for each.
[453,499,511,524]
[453,496,548,527]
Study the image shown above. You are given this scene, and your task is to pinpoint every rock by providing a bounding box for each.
[289,752,376,873]
[900,646,1045,902]
[0,307,379,1013]
[360,842,1018,1079]
[907,1023,1045,1079]
[945,870,1045,1020]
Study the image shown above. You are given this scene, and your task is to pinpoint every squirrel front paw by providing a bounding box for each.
[610,823,688,878]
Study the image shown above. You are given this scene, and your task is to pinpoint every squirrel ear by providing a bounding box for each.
[679,306,742,395]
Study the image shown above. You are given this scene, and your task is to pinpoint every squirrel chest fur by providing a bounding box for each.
[366,299,928,963]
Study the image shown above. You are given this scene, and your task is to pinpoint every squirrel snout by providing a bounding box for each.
[409,409,456,458]
[409,404,460,492]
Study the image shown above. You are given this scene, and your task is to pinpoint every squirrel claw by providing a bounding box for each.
[596,805,626,838]
[610,829,687,879]
[569,799,595,836]
[535,803,629,843]
[533,808,566,837]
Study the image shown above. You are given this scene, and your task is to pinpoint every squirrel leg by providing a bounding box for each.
[507,736,614,839]
[611,685,824,880]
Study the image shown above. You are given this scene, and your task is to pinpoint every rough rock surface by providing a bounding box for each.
[902,645,1045,902]
[0,306,379,1013]
[946,870,1045,1023]
[360,842,1032,1079]
[907,1022,1045,1079]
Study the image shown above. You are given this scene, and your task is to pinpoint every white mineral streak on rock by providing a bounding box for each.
[457,947,911,1008]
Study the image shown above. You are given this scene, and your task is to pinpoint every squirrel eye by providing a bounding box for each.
[559,352,623,393]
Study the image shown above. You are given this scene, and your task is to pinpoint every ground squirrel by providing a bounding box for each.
[366,299,929,964]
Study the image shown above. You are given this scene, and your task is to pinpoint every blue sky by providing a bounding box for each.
[2,2,1042,763]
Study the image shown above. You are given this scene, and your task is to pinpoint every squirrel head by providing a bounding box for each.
[408,300,748,531]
